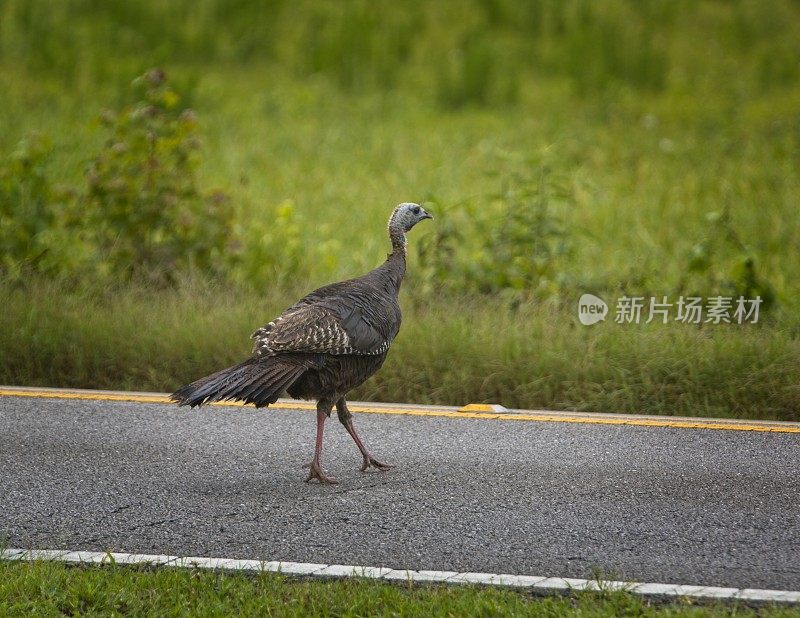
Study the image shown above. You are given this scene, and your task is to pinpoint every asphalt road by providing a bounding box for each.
[1,393,798,590]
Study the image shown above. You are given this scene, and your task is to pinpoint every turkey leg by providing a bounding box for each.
[304,401,338,484]
[336,398,392,472]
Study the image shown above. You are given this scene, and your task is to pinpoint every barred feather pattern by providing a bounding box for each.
[250,272,402,358]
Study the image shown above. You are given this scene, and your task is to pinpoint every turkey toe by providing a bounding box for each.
[303,461,339,484]
[361,456,392,472]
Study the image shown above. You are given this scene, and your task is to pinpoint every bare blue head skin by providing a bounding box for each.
[388,202,433,253]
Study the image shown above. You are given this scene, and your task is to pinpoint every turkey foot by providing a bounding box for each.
[303,460,338,484]
[361,455,391,472]
[337,400,391,474]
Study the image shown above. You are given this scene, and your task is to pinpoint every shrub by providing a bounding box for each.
[229,199,310,289]
[84,69,234,284]
[0,134,90,281]
[680,206,776,311]
[416,168,575,299]
[0,70,236,286]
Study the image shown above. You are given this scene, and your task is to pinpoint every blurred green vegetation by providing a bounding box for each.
[3,0,800,100]
[3,280,799,420]
[0,0,798,417]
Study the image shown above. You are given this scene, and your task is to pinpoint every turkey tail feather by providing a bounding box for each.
[247,364,306,408]
[171,357,305,408]
[238,364,290,402]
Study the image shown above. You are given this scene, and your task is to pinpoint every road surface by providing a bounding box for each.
[1,389,798,590]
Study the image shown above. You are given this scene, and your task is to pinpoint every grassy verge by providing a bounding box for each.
[2,560,797,617]
[2,279,798,422]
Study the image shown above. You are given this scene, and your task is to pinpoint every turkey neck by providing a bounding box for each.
[382,225,407,294]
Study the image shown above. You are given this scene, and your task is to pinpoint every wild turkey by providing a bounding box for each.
[171,202,433,483]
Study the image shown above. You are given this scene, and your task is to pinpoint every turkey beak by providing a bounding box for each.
[422,210,433,220]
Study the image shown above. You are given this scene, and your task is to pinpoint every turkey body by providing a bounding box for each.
[286,353,388,401]
[284,268,400,400]
[171,202,432,484]
[172,255,403,409]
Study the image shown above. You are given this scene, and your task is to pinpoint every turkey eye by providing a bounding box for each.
[411,206,420,215]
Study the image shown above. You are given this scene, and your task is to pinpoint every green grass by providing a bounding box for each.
[1,1,799,420]
[2,560,798,617]
[2,279,798,421]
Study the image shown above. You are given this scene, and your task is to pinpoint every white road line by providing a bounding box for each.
[2,548,798,604]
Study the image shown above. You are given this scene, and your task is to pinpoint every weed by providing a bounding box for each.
[680,205,777,311]
[416,168,576,300]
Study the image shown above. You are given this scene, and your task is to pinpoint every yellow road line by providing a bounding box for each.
[1,388,798,434]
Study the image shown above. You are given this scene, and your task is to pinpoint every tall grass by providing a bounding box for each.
[2,280,798,421]
[2,1,800,102]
